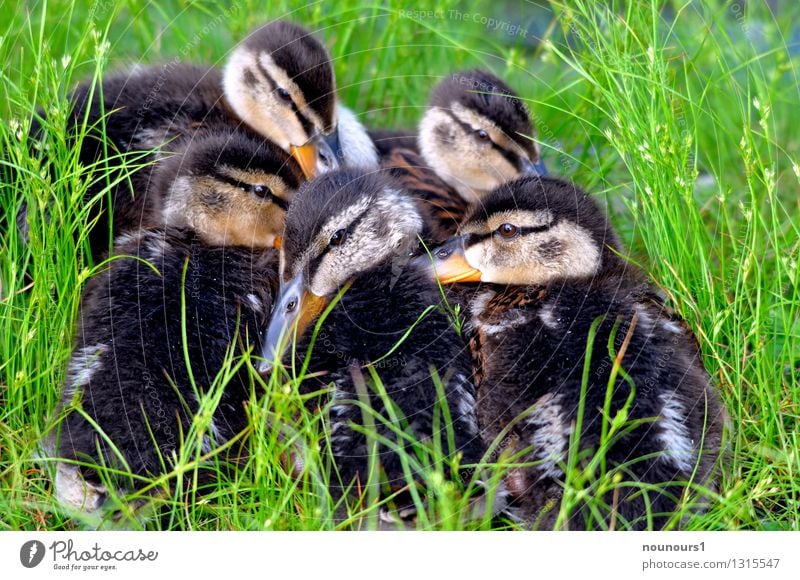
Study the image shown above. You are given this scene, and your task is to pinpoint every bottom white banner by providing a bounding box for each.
[1,532,797,579]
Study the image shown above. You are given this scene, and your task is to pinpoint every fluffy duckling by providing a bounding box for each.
[52,130,303,517]
[419,176,725,530]
[384,70,546,243]
[257,169,484,520]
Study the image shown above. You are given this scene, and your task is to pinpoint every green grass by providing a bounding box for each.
[1,0,798,530]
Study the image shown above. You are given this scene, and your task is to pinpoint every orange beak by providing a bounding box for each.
[436,254,482,284]
[289,144,318,179]
[413,236,482,284]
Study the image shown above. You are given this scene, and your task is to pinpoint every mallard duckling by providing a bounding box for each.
[419,176,725,530]
[384,70,546,243]
[52,130,303,517]
[257,169,484,518]
[222,20,376,171]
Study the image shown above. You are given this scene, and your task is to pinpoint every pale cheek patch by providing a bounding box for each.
[547,223,600,279]
[419,108,485,202]
[465,239,530,285]
[475,149,518,191]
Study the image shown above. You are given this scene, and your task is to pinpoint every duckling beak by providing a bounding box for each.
[289,143,319,179]
[519,156,548,176]
[322,128,343,164]
[413,236,483,284]
[257,274,328,376]
[289,133,340,179]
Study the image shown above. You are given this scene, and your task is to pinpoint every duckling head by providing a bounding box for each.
[159,129,304,248]
[418,176,624,286]
[224,20,340,178]
[258,169,422,372]
[418,70,545,204]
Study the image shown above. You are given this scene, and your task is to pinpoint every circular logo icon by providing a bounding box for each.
[20,540,46,568]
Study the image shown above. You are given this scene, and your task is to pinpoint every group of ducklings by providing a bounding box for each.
[47,20,726,530]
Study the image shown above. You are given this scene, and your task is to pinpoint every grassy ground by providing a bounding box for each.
[1,0,798,530]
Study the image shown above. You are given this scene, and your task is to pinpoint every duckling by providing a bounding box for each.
[418,176,725,530]
[257,169,484,519]
[51,129,303,517]
[383,70,546,243]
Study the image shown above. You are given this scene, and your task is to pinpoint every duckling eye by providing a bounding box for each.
[277,87,292,102]
[251,184,271,198]
[475,129,491,143]
[329,229,347,247]
[497,223,519,238]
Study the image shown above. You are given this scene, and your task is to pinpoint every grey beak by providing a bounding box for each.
[322,127,343,164]
[257,273,330,378]
[257,275,306,377]
[312,131,340,175]
[520,156,547,176]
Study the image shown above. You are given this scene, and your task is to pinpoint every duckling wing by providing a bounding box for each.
[384,147,468,244]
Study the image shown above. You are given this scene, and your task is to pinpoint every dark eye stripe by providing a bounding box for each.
[511,224,553,235]
[255,63,314,136]
[214,174,289,210]
[445,111,520,167]
[306,207,371,280]
[466,221,556,244]
[255,61,277,91]
[446,112,479,140]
